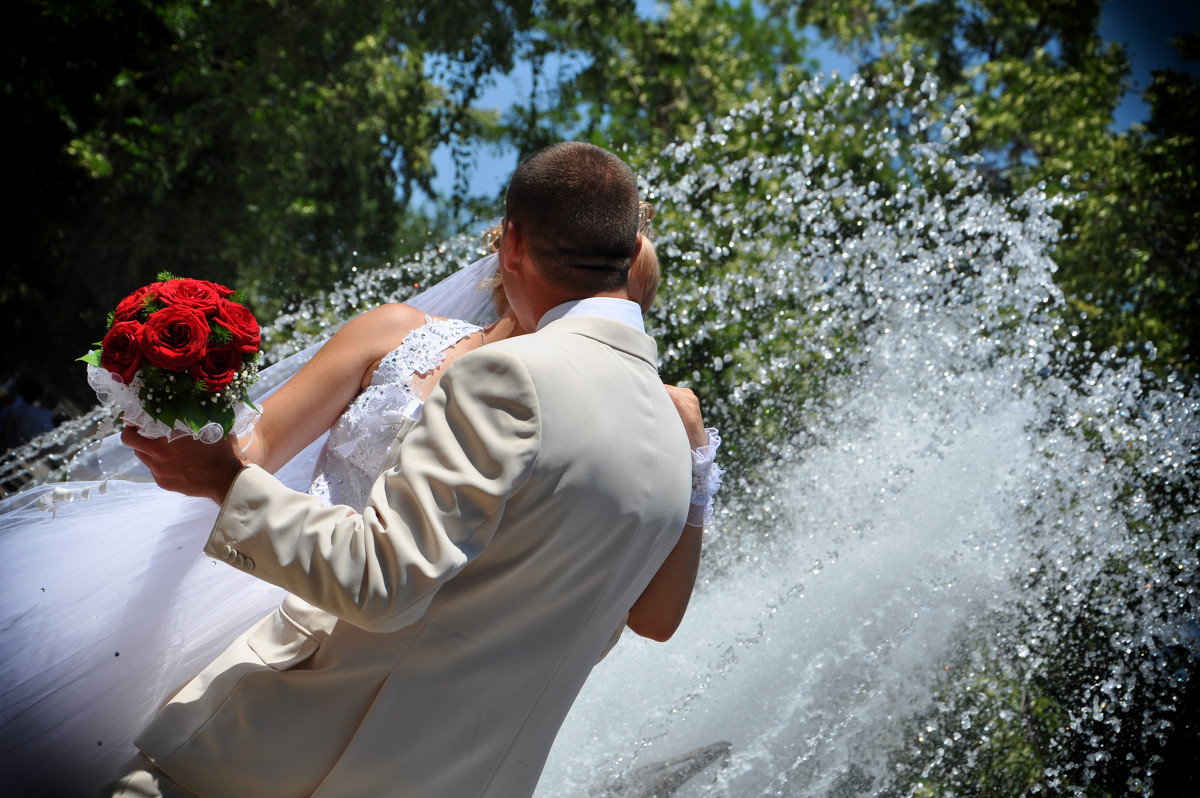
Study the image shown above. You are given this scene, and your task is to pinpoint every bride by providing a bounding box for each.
[0,223,713,795]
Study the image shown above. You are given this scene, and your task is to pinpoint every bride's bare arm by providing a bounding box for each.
[626,385,707,642]
[627,521,703,642]
[241,303,428,473]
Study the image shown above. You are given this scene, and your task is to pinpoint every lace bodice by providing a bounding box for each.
[307,317,481,508]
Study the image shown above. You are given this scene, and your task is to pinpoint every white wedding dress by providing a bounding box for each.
[1,299,487,793]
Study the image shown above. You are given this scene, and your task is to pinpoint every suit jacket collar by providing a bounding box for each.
[537,297,645,332]
[536,315,659,369]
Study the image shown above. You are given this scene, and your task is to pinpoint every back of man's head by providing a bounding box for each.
[505,142,639,294]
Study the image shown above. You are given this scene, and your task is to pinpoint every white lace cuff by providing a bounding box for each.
[688,427,723,527]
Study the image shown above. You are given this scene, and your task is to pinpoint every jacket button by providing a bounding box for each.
[243,557,255,571]
[235,553,245,567]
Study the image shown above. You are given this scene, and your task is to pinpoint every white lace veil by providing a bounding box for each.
[407,251,500,325]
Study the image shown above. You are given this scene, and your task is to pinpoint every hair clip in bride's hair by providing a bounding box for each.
[638,201,656,239]
[484,221,503,253]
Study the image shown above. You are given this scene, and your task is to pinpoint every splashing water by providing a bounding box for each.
[6,71,1197,795]
[530,74,1199,795]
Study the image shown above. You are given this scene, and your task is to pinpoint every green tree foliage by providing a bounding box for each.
[1057,36,1200,374]
[503,0,814,155]
[769,0,1199,376]
[770,0,1129,187]
[4,0,532,406]
[4,0,821,409]
[5,0,1196,405]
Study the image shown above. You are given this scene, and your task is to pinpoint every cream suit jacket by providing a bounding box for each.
[134,315,692,797]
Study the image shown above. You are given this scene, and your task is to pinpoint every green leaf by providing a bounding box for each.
[209,324,233,346]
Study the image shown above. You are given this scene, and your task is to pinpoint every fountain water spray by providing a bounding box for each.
[533,71,1199,796]
[3,69,1195,797]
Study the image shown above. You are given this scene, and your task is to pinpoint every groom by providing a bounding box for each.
[113,142,696,797]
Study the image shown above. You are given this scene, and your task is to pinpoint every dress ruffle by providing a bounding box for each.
[86,365,261,444]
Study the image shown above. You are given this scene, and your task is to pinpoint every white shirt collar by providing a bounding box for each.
[536,297,645,332]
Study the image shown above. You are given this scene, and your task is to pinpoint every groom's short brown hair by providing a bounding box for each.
[505,142,639,293]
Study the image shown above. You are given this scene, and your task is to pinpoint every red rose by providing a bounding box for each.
[140,306,210,370]
[213,299,260,354]
[210,282,235,298]
[157,278,222,315]
[100,320,144,384]
[112,284,161,323]
[190,345,243,392]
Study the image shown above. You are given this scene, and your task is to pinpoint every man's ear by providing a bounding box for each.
[632,233,644,267]
[500,219,526,274]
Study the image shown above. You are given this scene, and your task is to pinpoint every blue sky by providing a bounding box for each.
[423,0,1198,206]
[1100,0,1200,127]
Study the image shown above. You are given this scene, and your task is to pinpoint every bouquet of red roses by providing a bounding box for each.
[80,273,262,442]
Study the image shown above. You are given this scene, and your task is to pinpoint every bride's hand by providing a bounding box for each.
[121,424,248,503]
[664,384,706,450]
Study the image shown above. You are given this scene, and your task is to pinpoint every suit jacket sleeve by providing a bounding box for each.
[204,347,541,632]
